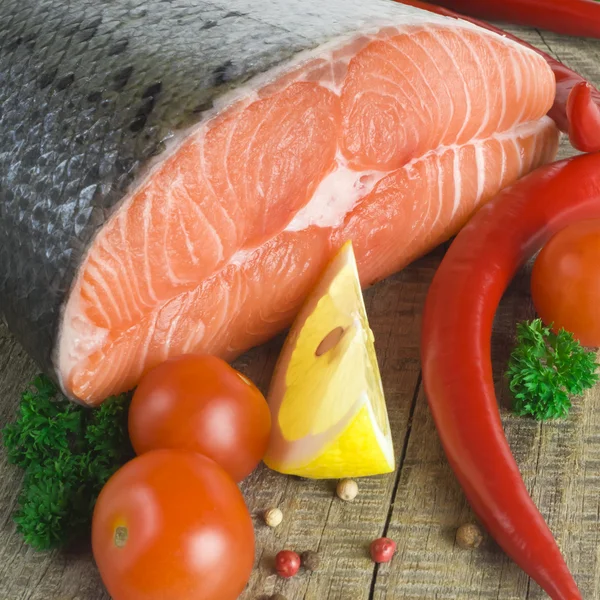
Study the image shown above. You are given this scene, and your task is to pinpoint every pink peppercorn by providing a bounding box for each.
[275,550,301,578]
[370,537,397,563]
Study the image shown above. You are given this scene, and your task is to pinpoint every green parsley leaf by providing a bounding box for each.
[506,319,599,420]
[1,375,133,550]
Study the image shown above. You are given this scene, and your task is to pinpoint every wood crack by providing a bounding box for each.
[535,28,563,62]
[525,421,544,600]
[368,372,422,600]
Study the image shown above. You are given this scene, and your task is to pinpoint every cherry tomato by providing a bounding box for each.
[129,354,271,482]
[531,219,600,347]
[92,449,255,600]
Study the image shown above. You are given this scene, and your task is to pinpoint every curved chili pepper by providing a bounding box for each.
[430,0,600,39]
[398,0,600,152]
[421,153,600,600]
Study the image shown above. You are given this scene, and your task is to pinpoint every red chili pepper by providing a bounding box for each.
[397,0,600,152]
[421,153,600,600]
[429,0,600,39]
[566,82,600,152]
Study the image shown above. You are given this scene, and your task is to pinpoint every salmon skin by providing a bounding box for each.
[0,0,558,404]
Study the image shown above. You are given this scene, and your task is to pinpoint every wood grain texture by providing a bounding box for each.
[1,26,599,600]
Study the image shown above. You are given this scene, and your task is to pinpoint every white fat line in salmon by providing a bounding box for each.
[286,117,555,233]
[108,8,546,225]
[57,116,556,389]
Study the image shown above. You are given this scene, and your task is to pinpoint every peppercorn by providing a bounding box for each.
[301,550,321,572]
[275,550,301,578]
[264,507,283,528]
[370,537,397,563]
[336,478,359,502]
[455,523,484,549]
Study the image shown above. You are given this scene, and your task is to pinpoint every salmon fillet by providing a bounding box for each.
[0,1,558,404]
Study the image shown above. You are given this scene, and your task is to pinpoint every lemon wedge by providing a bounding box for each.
[264,241,395,479]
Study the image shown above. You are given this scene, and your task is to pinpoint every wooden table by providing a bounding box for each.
[1,25,599,600]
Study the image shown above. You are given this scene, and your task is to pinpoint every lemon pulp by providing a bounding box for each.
[264,241,394,479]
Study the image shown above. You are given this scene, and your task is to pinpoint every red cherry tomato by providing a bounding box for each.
[531,219,600,347]
[92,449,255,600]
[129,355,271,482]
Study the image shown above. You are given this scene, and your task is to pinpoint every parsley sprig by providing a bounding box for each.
[1,375,133,550]
[506,319,599,420]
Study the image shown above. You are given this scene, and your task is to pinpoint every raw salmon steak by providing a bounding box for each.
[0,0,558,404]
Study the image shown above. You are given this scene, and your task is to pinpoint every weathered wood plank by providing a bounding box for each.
[239,249,438,600]
[368,26,600,600]
[372,249,553,600]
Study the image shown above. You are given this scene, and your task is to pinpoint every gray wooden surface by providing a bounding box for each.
[1,25,599,600]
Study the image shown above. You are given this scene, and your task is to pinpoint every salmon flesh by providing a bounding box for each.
[0,0,558,404]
